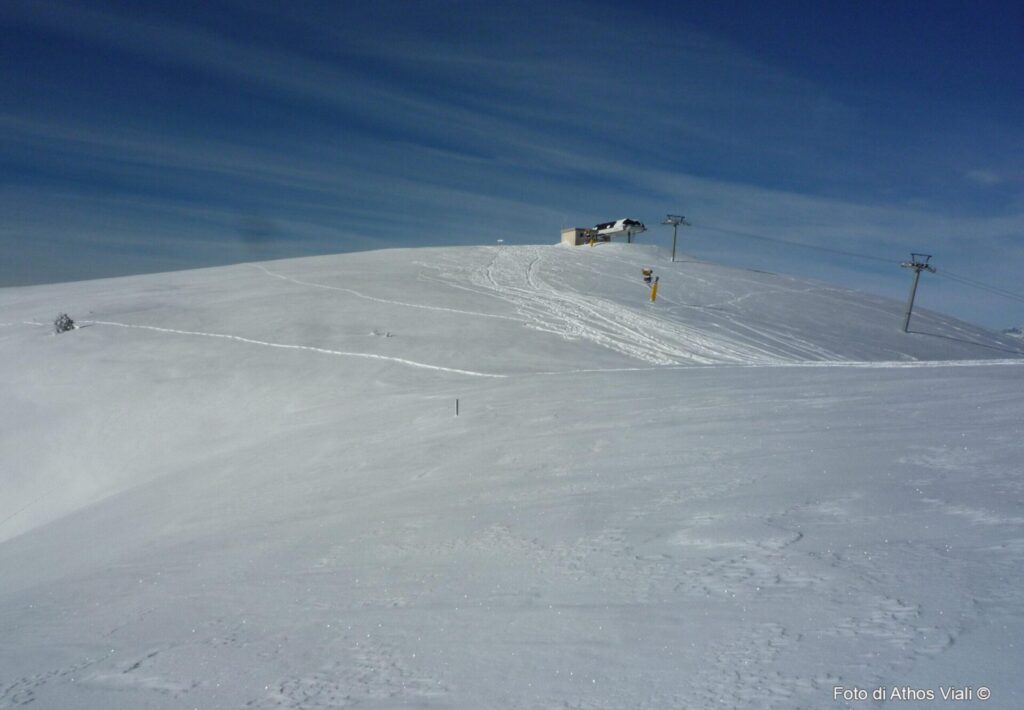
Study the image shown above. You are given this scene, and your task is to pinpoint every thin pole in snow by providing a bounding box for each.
[900,253,936,332]
[455,398,459,417]
[662,215,690,262]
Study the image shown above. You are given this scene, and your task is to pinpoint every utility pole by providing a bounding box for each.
[900,253,936,333]
[662,215,690,262]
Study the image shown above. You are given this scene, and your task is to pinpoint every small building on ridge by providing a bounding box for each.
[561,227,602,246]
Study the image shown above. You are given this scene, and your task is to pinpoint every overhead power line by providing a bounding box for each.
[696,223,1024,307]
[698,225,896,265]
[935,270,1024,305]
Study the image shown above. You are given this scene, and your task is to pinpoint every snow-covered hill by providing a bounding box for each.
[2,244,1022,708]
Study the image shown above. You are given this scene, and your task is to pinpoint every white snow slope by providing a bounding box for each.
[1,243,1022,709]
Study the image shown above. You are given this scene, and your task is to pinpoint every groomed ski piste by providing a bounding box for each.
[2,243,1022,709]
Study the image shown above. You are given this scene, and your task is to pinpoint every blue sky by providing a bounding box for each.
[2,0,1022,327]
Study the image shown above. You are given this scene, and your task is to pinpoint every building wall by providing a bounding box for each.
[561,228,600,246]
[561,228,583,246]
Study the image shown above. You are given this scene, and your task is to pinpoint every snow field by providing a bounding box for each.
[1,244,1022,708]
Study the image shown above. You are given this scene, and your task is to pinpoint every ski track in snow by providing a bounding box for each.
[83,320,507,379]
[422,247,1024,370]
[428,247,849,366]
[0,321,46,328]
[254,264,523,322]
[47,317,1024,382]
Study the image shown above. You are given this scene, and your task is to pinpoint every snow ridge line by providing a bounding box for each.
[254,264,523,322]
[773,358,1024,369]
[0,481,64,531]
[531,357,1024,376]
[84,321,507,379]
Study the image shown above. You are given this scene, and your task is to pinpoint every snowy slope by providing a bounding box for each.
[1,244,1022,709]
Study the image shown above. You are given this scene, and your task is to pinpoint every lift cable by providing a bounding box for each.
[934,270,1024,304]
[697,225,897,265]
[698,224,1024,305]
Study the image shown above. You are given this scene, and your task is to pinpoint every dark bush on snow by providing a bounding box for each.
[54,313,75,334]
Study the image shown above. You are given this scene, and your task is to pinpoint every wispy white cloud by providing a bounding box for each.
[1,0,860,175]
[965,169,1007,187]
[1,0,1021,326]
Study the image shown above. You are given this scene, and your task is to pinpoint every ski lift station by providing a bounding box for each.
[561,218,647,246]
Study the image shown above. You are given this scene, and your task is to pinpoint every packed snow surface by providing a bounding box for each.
[1,244,1022,708]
